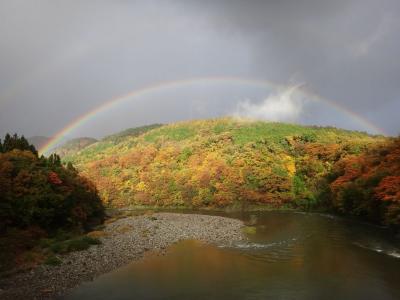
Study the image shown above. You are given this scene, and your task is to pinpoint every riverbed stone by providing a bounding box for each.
[0,213,245,300]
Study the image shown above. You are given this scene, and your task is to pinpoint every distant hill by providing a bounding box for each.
[60,124,163,161]
[55,124,162,160]
[54,137,98,158]
[27,136,50,150]
[102,124,163,144]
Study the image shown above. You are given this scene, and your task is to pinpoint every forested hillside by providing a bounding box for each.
[64,118,398,227]
[326,138,400,228]
[0,134,104,271]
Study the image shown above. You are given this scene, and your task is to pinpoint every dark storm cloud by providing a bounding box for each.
[0,0,251,137]
[0,0,399,137]
[180,0,400,112]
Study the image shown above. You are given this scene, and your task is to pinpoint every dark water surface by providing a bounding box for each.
[66,211,400,300]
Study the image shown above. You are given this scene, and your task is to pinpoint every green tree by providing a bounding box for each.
[1,133,38,155]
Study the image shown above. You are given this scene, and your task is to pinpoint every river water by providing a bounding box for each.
[66,211,400,300]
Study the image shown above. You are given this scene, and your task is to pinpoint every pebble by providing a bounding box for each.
[0,213,244,300]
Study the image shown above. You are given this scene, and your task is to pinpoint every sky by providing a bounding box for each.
[0,0,399,140]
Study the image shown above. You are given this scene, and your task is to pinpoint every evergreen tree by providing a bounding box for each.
[3,133,12,152]
[48,153,61,166]
[1,133,38,156]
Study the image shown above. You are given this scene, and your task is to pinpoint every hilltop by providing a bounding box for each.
[27,136,50,150]
[56,124,162,160]
[66,118,381,166]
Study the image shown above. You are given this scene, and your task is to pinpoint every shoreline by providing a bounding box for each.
[0,213,245,300]
[114,204,301,213]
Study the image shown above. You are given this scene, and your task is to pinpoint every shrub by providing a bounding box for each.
[49,236,101,254]
[44,255,62,266]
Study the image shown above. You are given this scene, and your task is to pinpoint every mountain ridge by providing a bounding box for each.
[27,136,51,150]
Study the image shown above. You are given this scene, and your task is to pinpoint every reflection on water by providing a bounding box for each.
[66,212,400,300]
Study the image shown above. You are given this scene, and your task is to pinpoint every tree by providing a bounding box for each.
[47,153,61,166]
[0,143,104,232]
[1,133,38,156]
[326,138,400,227]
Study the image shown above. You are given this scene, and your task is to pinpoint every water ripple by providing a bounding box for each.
[353,242,400,259]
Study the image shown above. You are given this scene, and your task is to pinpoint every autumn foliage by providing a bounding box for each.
[327,138,400,228]
[64,118,393,225]
[0,135,105,233]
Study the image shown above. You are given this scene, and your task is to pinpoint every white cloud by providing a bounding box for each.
[232,84,307,122]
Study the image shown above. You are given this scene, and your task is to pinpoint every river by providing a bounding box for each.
[66,211,400,300]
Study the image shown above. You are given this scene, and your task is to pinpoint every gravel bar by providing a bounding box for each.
[0,213,245,299]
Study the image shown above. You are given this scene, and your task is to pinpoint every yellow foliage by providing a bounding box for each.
[135,181,148,192]
[282,154,296,176]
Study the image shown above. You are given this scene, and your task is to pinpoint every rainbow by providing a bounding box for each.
[39,76,385,155]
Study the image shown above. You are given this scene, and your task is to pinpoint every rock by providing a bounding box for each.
[0,213,245,300]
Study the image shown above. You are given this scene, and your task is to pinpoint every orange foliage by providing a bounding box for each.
[375,176,400,202]
[331,156,363,191]
[328,138,400,227]
[48,171,62,185]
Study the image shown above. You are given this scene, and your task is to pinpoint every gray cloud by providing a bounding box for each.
[0,0,399,138]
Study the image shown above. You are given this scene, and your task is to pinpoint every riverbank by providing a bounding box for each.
[118,203,300,213]
[0,213,245,299]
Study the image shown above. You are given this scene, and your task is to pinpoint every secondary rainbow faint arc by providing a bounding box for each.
[39,76,385,155]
